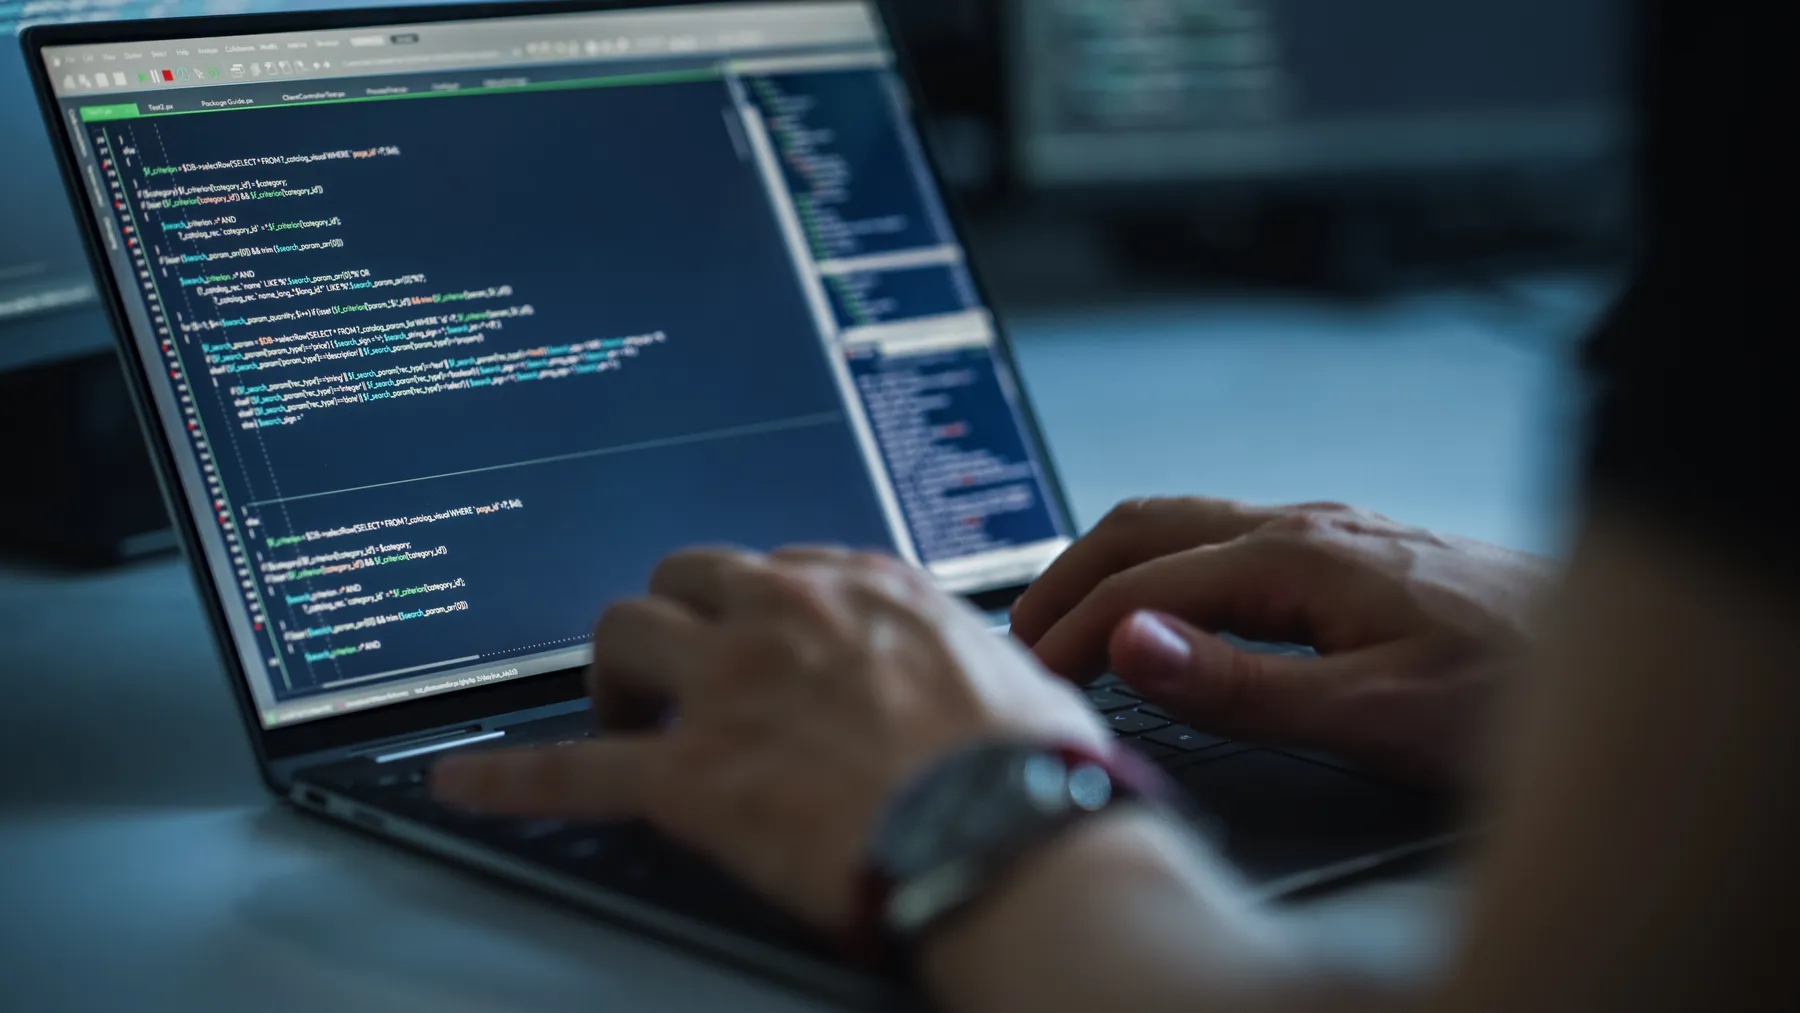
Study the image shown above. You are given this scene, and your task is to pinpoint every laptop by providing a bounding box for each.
[23,1,1453,1003]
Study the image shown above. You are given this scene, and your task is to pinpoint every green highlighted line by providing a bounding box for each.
[80,67,719,123]
[79,103,141,122]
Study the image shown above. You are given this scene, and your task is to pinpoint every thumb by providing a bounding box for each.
[1108,610,1404,746]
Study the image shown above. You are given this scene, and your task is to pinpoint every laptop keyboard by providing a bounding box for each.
[327,753,835,958]
[311,675,1237,957]
[1086,674,1234,761]
[307,643,1450,960]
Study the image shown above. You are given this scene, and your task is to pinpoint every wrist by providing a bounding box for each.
[918,807,1200,1011]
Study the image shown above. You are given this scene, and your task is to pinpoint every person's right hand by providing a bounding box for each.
[1010,498,1557,784]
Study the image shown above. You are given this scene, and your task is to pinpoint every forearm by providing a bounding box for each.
[920,808,1413,1013]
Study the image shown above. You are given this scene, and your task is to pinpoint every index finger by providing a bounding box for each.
[431,738,661,821]
[588,596,712,730]
[1011,497,1276,647]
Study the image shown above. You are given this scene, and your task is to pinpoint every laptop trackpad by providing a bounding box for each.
[1171,750,1452,889]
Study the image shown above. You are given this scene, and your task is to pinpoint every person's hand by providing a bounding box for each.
[1010,498,1557,784]
[431,547,1107,931]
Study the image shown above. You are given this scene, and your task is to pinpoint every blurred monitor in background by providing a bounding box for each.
[1010,0,1629,187]
[1003,0,1635,292]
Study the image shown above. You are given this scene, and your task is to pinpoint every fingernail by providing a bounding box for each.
[1123,612,1192,685]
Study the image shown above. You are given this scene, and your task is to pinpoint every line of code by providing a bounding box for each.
[744,69,950,262]
[88,75,895,702]
[129,145,672,430]
[823,262,979,329]
[848,345,1063,564]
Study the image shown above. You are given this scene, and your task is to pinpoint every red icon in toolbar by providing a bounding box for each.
[160,69,174,82]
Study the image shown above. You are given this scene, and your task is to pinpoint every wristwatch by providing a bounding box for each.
[850,740,1177,976]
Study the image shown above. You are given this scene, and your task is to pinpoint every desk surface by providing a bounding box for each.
[0,286,1598,1011]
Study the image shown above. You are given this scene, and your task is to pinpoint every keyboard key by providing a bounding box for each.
[1277,749,1366,775]
[512,819,568,841]
[564,835,612,862]
[1124,737,1180,762]
[1090,674,1141,698]
[1136,702,1179,721]
[1083,687,1140,712]
[1144,725,1228,752]
[1107,710,1171,735]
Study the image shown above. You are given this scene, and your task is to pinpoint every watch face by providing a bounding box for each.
[1067,763,1114,811]
[874,743,1078,880]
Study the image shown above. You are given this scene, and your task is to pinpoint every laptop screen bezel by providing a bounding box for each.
[22,0,1080,765]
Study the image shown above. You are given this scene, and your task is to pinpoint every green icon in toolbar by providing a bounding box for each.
[207,66,220,78]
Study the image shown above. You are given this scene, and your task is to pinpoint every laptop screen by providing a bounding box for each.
[37,1,1073,729]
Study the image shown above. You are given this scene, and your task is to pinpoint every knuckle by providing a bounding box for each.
[759,568,835,612]
[650,547,704,577]
[1242,526,1324,571]
[1100,497,1163,530]
[1260,512,1328,539]
[1243,523,1342,580]
[771,544,852,565]
[850,550,907,577]
[852,552,927,593]
[591,598,645,637]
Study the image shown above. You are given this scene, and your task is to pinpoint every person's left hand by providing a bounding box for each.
[430,547,1107,931]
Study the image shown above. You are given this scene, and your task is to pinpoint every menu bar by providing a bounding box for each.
[70,60,728,120]
[41,1,880,96]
